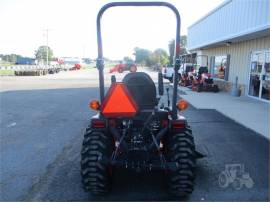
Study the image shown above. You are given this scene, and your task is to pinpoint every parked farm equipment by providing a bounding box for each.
[191,66,219,92]
[109,61,137,73]
[178,55,219,92]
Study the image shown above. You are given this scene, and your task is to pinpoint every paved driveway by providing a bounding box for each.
[0,69,269,201]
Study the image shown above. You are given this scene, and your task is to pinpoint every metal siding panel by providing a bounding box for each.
[196,37,270,87]
[246,1,252,30]
[241,43,248,85]
[237,43,242,84]
[254,1,260,27]
[219,7,223,35]
[232,44,238,83]
[229,46,234,82]
[225,54,230,81]
[188,0,270,50]
[231,1,237,34]
[242,43,247,85]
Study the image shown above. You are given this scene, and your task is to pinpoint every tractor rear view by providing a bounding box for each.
[81,2,202,197]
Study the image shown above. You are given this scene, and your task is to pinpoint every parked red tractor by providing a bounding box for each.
[178,55,219,93]
[191,66,219,92]
[70,63,81,70]
[109,61,137,73]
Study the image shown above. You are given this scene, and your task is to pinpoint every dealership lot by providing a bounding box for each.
[0,69,269,201]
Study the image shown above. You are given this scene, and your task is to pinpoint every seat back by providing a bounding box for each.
[123,72,157,110]
[198,66,208,75]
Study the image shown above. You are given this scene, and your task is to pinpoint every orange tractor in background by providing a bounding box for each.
[178,55,219,93]
[109,61,137,73]
[70,63,81,70]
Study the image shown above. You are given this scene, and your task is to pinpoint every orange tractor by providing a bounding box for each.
[81,1,204,198]
[109,61,137,73]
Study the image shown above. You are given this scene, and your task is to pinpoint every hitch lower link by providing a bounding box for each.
[100,126,180,171]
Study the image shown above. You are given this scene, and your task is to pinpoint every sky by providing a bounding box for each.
[0,0,224,60]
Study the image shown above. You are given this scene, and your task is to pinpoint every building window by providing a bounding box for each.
[213,55,227,79]
[249,51,270,101]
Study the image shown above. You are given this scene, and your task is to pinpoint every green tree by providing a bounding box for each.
[152,48,169,66]
[9,54,17,63]
[180,35,187,49]
[134,47,151,65]
[168,35,188,66]
[2,54,15,63]
[134,47,169,67]
[168,39,175,66]
[123,56,133,63]
[35,46,53,64]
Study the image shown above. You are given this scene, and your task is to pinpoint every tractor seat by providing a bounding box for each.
[198,66,208,75]
[123,72,157,110]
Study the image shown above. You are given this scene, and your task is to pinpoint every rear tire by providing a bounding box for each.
[213,85,219,93]
[197,84,203,92]
[166,129,196,197]
[218,171,229,188]
[81,127,114,195]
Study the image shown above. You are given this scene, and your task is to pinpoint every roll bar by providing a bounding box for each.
[96,1,181,119]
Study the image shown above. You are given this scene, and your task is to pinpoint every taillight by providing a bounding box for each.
[161,120,168,128]
[172,120,186,129]
[91,119,106,128]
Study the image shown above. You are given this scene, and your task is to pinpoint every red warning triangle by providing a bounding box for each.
[101,83,138,118]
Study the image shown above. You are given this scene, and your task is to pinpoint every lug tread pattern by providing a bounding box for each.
[167,130,196,197]
[81,127,113,195]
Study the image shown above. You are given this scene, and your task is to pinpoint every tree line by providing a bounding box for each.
[0,46,54,65]
[1,35,187,66]
[0,54,26,64]
[131,35,187,67]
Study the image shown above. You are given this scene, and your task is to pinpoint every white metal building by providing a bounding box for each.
[187,0,270,102]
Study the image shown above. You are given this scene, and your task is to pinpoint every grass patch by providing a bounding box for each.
[0,62,15,66]
[0,70,15,76]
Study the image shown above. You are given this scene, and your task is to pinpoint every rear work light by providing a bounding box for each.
[91,119,106,128]
[89,100,100,110]
[101,83,138,118]
[176,99,188,111]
